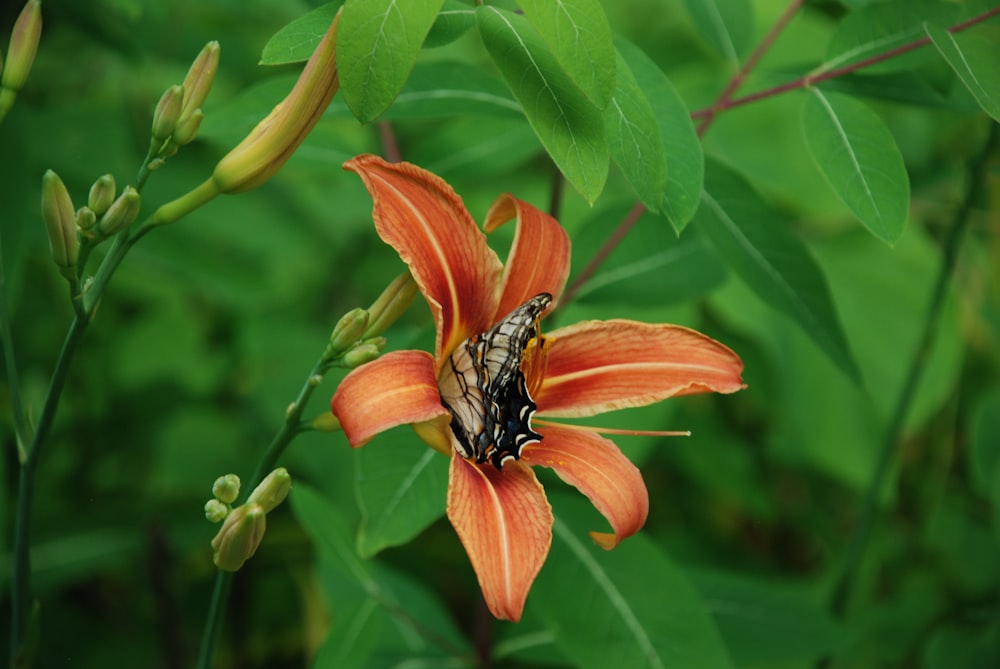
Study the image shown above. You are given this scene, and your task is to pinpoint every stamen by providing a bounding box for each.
[532,418,691,437]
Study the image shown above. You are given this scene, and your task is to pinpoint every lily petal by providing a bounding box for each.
[485,194,571,319]
[535,320,746,417]
[447,455,552,622]
[331,350,449,446]
[345,155,503,360]
[521,424,647,550]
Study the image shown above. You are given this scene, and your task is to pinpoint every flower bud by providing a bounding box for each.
[326,308,369,359]
[97,186,140,236]
[204,499,229,523]
[1,0,42,93]
[211,504,266,571]
[211,11,340,193]
[212,473,241,504]
[364,273,418,339]
[151,84,184,143]
[41,170,78,273]
[87,174,116,216]
[310,410,342,432]
[75,206,96,232]
[171,108,203,146]
[180,41,219,121]
[342,337,386,368]
[246,467,291,513]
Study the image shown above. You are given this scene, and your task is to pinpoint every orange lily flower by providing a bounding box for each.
[331,154,745,622]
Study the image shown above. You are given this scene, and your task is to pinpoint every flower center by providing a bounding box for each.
[438,293,551,470]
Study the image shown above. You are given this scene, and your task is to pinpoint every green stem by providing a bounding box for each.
[9,314,89,666]
[195,355,331,669]
[0,233,28,457]
[819,124,998,665]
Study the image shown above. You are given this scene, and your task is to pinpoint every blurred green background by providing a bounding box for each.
[2,0,999,667]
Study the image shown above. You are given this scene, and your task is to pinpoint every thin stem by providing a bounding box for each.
[195,355,332,669]
[0,233,28,457]
[561,201,645,306]
[818,123,998,667]
[9,314,89,666]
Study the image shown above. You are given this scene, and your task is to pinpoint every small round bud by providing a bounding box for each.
[212,474,241,504]
[75,206,96,232]
[246,468,291,514]
[97,186,140,236]
[310,411,342,432]
[152,84,184,143]
[342,338,386,368]
[211,504,266,572]
[171,108,203,146]
[326,308,369,359]
[88,174,116,216]
[204,499,229,523]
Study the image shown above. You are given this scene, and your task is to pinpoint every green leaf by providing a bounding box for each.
[801,88,910,244]
[822,1,958,74]
[533,495,734,669]
[260,3,342,65]
[477,5,608,204]
[337,0,446,123]
[969,388,1000,521]
[571,203,726,306]
[689,569,846,667]
[679,0,754,62]
[516,0,616,109]
[615,37,703,232]
[925,22,1000,122]
[355,439,448,558]
[602,51,668,213]
[424,0,476,48]
[381,61,521,120]
[695,159,861,383]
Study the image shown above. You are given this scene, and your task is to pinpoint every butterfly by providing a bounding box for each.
[438,293,552,470]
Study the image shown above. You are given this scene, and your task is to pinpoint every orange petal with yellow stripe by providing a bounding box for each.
[484,194,571,319]
[447,455,552,622]
[535,320,746,418]
[331,350,449,446]
[521,424,648,549]
[345,155,502,361]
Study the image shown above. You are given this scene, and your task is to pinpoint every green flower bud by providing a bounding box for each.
[211,504,266,572]
[151,84,184,143]
[97,186,140,236]
[326,308,369,359]
[75,206,96,232]
[41,170,78,274]
[204,499,229,523]
[1,0,42,93]
[246,467,291,513]
[212,473,241,504]
[310,411,342,432]
[364,273,417,338]
[180,41,219,121]
[88,174,116,216]
[342,337,386,368]
[171,108,203,146]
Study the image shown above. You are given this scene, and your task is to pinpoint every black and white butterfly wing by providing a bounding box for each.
[439,293,551,469]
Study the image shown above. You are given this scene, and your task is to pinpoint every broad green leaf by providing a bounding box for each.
[260,2,342,65]
[408,116,541,179]
[516,0,616,109]
[689,569,846,667]
[571,203,726,306]
[424,0,476,48]
[925,22,1000,122]
[823,71,968,110]
[532,495,734,669]
[615,37,703,232]
[801,89,909,244]
[337,0,446,123]
[380,61,521,120]
[695,159,861,383]
[477,5,608,204]
[679,0,753,63]
[822,0,957,74]
[355,439,448,558]
[602,51,668,212]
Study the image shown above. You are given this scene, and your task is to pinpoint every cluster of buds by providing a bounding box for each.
[41,171,141,277]
[206,468,291,572]
[148,41,220,166]
[0,0,41,123]
[322,272,418,367]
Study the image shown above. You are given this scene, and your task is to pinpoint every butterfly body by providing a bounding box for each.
[439,293,551,470]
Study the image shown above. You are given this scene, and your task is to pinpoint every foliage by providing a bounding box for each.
[1,0,999,668]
